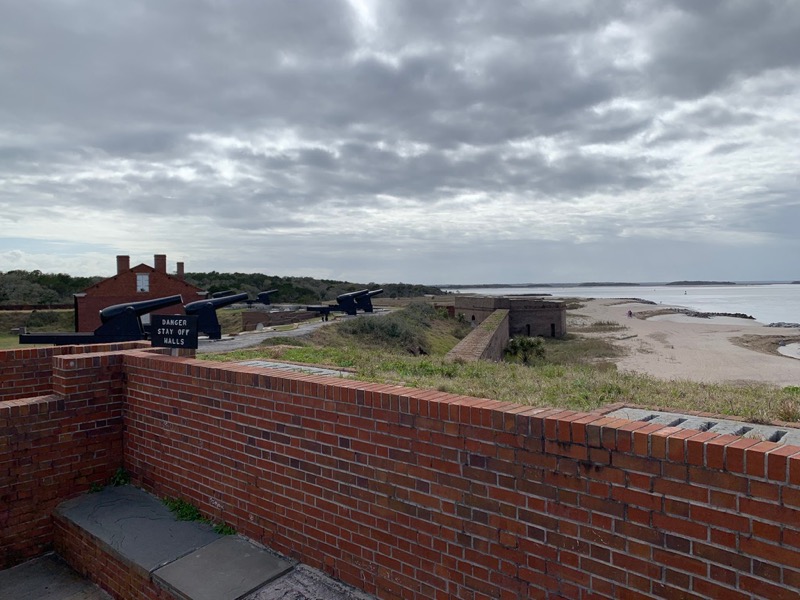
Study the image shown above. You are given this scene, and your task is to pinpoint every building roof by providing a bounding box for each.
[81,263,205,296]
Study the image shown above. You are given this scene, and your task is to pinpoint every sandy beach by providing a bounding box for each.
[576,298,800,386]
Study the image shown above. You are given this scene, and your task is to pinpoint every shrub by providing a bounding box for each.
[336,303,434,354]
[505,336,546,365]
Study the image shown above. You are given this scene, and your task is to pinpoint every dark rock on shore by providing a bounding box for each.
[767,322,800,328]
[623,298,657,305]
[683,310,755,320]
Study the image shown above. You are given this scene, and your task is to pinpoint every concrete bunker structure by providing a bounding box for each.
[454,295,567,338]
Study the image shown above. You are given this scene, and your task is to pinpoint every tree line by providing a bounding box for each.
[0,269,443,306]
[0,271,102,305]
[183,271,443,304]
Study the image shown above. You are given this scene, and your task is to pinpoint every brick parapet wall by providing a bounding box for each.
[119,351,800,599]
[0,342,148,403]
[445,309,509,362]
[0,350,127,568]
[5,345,800,597]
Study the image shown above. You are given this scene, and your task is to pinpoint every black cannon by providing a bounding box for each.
[183,292,248,340]
[335,289,369,316]
[19,295,184,346]
[306,288,383,320]
[211,290,236,298]
[256,289,277,306]
[355,288,383,313]
[243,289,278,308]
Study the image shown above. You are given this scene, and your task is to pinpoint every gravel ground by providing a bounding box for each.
[197,310,389,354]
[197,317,333,353]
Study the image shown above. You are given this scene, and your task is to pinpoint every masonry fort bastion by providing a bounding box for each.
[454,295,567,339]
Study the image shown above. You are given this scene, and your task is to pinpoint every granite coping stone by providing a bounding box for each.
[153,536,293,600]
[53,485,374,599]
[55,485,222,573]
[0,553,111,600]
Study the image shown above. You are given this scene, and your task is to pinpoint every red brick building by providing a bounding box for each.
[75,254,206,332]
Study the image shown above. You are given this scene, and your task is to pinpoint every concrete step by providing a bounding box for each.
[0,553,111,600]
[54,486,292,600]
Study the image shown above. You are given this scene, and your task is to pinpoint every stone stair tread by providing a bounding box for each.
[0,553,112,600]
[153,536,293,600]
[55,486,221,573]
[54,485,372,600]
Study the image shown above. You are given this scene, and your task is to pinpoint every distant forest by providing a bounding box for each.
[0,271,102,305]
[182,272,443,303]
[665,281,736,286]
[0,269,443,305]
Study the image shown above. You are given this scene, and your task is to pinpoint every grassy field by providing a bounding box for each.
[0,334,24,349]
[203,302,800,424]
[0,310,75,349]
[4,303,797,424]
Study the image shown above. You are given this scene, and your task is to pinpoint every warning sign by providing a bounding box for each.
[151,314,199,350]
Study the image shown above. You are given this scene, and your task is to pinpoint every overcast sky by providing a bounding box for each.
[1,1,799,285]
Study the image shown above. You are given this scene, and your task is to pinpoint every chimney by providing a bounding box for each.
[116,255,130,275]
[176,262,185,280]
[154,254,167,273]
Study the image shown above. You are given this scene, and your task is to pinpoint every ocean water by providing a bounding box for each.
[446,284,800,326]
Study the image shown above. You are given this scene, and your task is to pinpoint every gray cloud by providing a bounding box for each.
[1,0,799,283]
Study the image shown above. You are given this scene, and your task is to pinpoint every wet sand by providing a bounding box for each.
[576,298,800,386]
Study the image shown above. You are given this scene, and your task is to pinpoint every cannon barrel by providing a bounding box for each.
[257,290,278,305]
[184,292,249,314]
[211,290,235,298]
[336,289,369,302]
[100,295,183,324]
[184,292,248,340]
[335,289,368,315]
[355,288,383,313]
[20,294,184,345]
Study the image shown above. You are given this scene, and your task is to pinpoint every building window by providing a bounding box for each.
[136,273,150,292]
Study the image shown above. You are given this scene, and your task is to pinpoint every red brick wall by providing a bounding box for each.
[454,296,568,339]
[121,352,800,600]
[54,514,171,600]
[445,309,509,362]
[0,343,148,403]
[5,345,800,598]
[0,347,61,401]
[0,352,126,568]
[77,266,204,331]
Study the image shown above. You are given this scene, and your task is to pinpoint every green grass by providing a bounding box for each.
[0,310,75,348]
[194,304,800,424]
[0,334,23,349]
[0,309,74,333]
[163,496,236,535]
[164,497,204,521]
[217,309,245,335]
[571,320,628,333]
[109,467,131,486]
[164,498,236,535]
